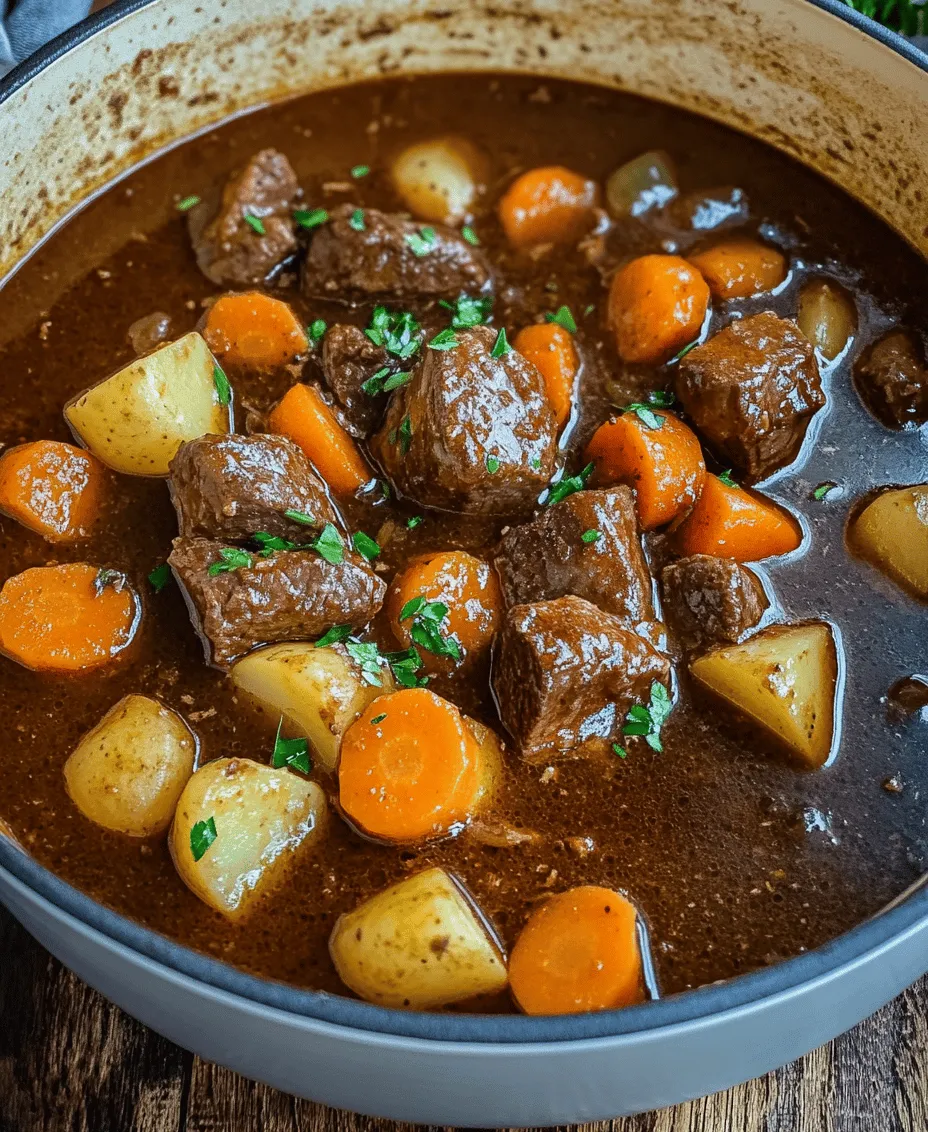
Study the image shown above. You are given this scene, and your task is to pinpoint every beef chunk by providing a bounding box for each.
[662,555,766,650]
[127,311,172,355]
[189,149,299,287]
[854,330,928,428]
[320,324,390,437]
[168,537,385,669]
[169,434,338,542]
[659,186,750,235]
[303,204,490,302]
[493,486,656,634]
[493,595,670,754]
[372,325,557,515]
[677,312,824,480]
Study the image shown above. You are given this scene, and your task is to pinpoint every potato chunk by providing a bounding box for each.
[170,757,326,918]
[329,867,507,1009]
[64,695,196,837]
[690,622,839,769]
[230,642,393,772]
[64,332,232,476]
[390,137,486,225]
[850,484,928,600]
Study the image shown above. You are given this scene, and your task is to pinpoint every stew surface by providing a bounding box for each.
[0,73,926,1011]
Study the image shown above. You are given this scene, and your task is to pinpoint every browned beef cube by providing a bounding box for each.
[493,486,656,635]
[168,537,385,669]
[659,186,750,234]
[677,312,824,481]
[303,204,490,302]
[372,325,557,516]
[169,434,338,542]
[493,595,670,754]
[189,149,299,287]
[320,324,390,437]
[854,330,928,428]
[661,554,766,651]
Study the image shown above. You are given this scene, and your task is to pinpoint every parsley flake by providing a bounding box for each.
[546,462,594,506]
[581,529,601,543]
[670,339,700,363]
[243,211,266,236]
[252,531,299,557]
[406,515,423,529]
[718,469,739,489]
[490,328,512,357]
[350,164,371,179]
[439,294,492,329]
[190,816,217,861]
[345,639,386,686]
[315,624,353,648]
[383,645,428,687]
[370,713,388,725]
[461,225,480,246]
[583,303,596,316]
[272,718,311,774]
[147,563,172,592]
[813,481,839,501]
[310,523,344,565]
[365,306,421,359]
[362,367,392,396]
[213,362,232,406]
[622,682,673,753]
[397,415,413,456]
[293,207,329,230]
[546,305,577,333]
[284,509,316,526]
[428,328,459,351]
[400,598,461,662]
[352,531,381,561]
[207,547,253,576]
[383,370,411,392]
[486,455,501,474]
[176,194,201,212]
[405,227,437,257]
[612,742,628,759]
[308,319,327,343]
[348,208,366,232]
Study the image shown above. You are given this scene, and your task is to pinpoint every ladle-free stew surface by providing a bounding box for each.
[0,74,925,1012]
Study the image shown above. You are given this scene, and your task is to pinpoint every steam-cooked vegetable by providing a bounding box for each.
[64,695,196,837]
[170,757,326,918]
[850,484,928,599]
[64,332,232,476]
[329,867,508,1008]
[690,622,840,768]
[231,641,393,772]
[605,150,677,218]
[797,279,857,360]
[391,137,486,224]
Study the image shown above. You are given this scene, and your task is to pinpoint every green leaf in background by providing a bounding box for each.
[841,0,928,35]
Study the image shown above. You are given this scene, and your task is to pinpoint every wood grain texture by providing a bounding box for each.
[1,904,926,1132]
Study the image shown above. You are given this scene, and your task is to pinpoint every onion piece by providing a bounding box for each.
[605,150,678,219]
[798,279,857,360]
[390,136,486,225]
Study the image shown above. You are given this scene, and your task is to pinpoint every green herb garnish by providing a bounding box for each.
[345,639,386,686]
[461,225,480,246]
[308,319,327,343]
[530,455,542,470]
[285,509,316,526]
[348,208,366,232]
[293,207,329,230]
[546,305,577,333]
[545,462,594,506]
[405,227,437,257]
[813,481,839,501]
[439,294,493,329]
[351,164,371,179]
[371,713,387,725]
[718,470,739,489]
[486,455,501,474]
[243,211,266,236]
[400,598,461,662]
[383,370,411,392]
[406,515,423,529]
[621,391,674,430]
[398,415,413,456]
[362,367,391,396]
[315,624,353,648]
[190,817,217,861]
[428,329,459,351]
[670,339,700,363]
[581,529,601,543]
[365,306,421,359]
[147,563,172,592]
[207,547,254,576]
[490,328,512,358]
[176,194,201,212]
[383,646,428,687]
[352,531,381,561]
[310,523,344,565]
[252,531,299,557]
[612,742,628,759]
[583,303,596,316]
[272,718,311,774]
[622,682,673,753]
[213,362,232,406]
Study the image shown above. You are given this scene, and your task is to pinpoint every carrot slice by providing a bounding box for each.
[267,383,371,496]
[674,473,802,561]
[338,688,485,843]
[509,885,645,1015]
[585,409,706,530]
[498,166,598,248]
[0,440,104,542]
[514,323,579,430]
[385,551,502,668]
[608,254,710,364]
[688,239,787,300]
[203,292,308,369]
[0,563,139,672]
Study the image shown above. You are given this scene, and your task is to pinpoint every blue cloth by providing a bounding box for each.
[0,0,92,77]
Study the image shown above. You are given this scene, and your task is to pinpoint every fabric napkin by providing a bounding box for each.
[1,0,92,78]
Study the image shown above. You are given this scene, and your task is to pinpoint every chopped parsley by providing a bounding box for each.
[293,207,329,230]
[397,415,413,456]
[352,531,381,561]
[461,225,480,246]
[176,194,201,212]
[370,713,388,725]
[583,303,596,316]
[405,227,437,257]
[284,509,316,526]
[348,208,366,232]
[383,370,412,392]
[208,547,253,576]
[545,462,594,506]
[546,305,577,333]
[365,306,421,359]
[670,339,700,363]
[147,563,172,592]
[252,531,299,556]
[243,211,266,236]
[428,328,459,351]
[399,597,461,662]
[622,682,673,753]
[486,455,501,475]
[383,645,428,687]
[190,816,217,861]
[346,639,387,686]
[718,469,739,489]
[439,294,492,329]
[581,529,601,543]
[308,319,327,343]
[315,624,353,648]
[310,522,344,565]
[530,455,542,470]
[813,481,839,501]
[362,367,392,396]
[612,742,628,759]
[93,568,124,596]
[272,719,311,774]
[621,390,675,430]
[406,515,423,529]
[213,362,232,406]
[350,164,371,179]
[490,327,512,357]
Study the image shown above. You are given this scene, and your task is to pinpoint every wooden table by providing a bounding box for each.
[2,904,926,1131]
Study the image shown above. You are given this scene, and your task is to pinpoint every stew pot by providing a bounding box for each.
[1,0,927,1123]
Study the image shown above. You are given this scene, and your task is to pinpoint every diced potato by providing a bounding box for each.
[329,867,508,1009]
[797,279,857,361]
[466,715,504,808]
[170,757,326,918]
[690,622,839,769]
[850,484,928,600]
[231,642,394,772]
[64,332,232,476]
[64,694,196,837]
[390,137,486,225]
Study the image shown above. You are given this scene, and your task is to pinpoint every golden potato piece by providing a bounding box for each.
[850,484,928,600]
[231,642,394,773]
[64,694,196,837]
[170,757,326,918]
[390,137,486,225]
[329,867,507,1009]
[64,332,232,476]
[690,622,840,769]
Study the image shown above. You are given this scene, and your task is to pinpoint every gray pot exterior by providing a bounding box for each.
[2,0,928,1124]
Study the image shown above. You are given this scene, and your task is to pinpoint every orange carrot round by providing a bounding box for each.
[585,410,706,529]
[268,383,371,496]
[386,551,502,668]
[0,440,104,542]
[674,473,802,561]
[509,885,644,1015]
[514,323,579,430]
[204,292,308,369]
[0,563,140,672]
[688,239,787,300]
[338,688,485,843]
[608,255,710,364]
[498,166,598,248]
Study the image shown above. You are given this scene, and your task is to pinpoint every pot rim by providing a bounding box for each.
[0,0,926,1046]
